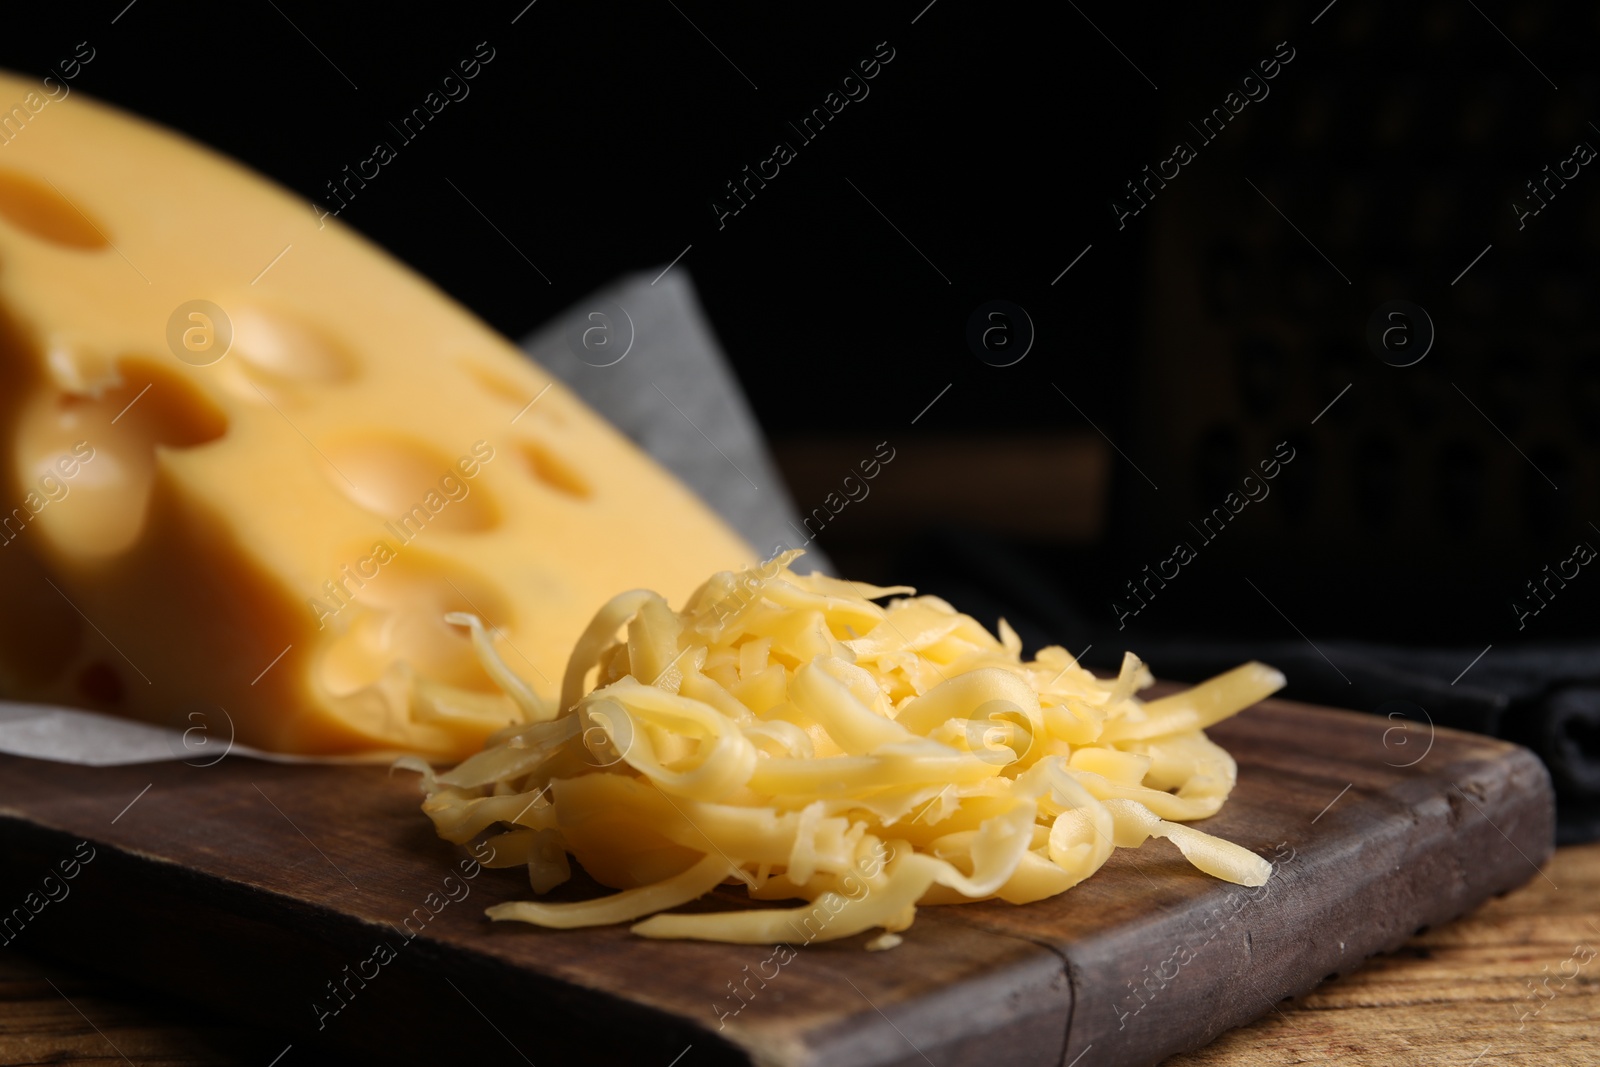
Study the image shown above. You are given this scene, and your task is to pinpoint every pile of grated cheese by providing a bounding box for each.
[400,551,1282,946]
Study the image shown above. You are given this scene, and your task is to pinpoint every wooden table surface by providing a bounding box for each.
[3,843,1596,1066]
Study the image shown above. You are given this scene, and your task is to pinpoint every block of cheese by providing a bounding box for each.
[0,71,753,759]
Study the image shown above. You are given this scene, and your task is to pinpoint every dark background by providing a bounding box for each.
[1,15,1599,1065]
[4,2,1598,688]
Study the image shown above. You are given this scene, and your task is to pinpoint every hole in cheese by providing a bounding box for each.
[321,435,500,533]
[0,170,108,250]
[317,555,513,697]
[230,306,357,384]
[459,360,532,405]
[13,358,228,557]
[517,439,592,499]
[457,359,565,426]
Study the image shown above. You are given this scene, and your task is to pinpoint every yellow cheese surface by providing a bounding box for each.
[0,71,753,758]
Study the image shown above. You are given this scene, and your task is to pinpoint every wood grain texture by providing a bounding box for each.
[4,845,1594,1067]
[931,699,1557,1066]
[0,697,1557,1066]
[1167,840,1600,1067]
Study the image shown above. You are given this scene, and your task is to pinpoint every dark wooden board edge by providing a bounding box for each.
[0,793,1073,1067]
[745,945,1070,1067]
[0,813,748,1067]
[0,698,1558,1067]
[908,701,1558,1067]
[1061,743,1555,1066]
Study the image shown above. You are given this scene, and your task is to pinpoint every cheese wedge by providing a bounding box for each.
[0,71,753,758]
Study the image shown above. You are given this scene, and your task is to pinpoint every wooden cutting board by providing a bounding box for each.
[0,697,1554,1067]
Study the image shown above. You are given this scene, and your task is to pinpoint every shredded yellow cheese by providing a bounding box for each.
[399,552,1283,945]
